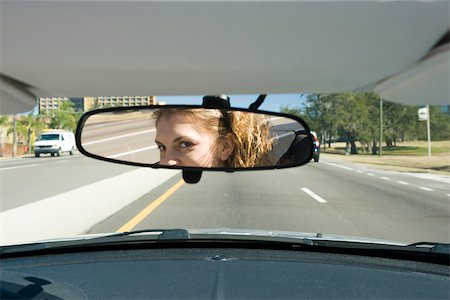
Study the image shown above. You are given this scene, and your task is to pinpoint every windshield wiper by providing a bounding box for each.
[107,229,190,240]
[0,229,190,256]
[406,242,450,255]
[2,231,449,263]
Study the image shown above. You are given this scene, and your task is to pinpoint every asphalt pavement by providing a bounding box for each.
[89,158,450,244]
[1,151,448,245]
[0,153,139,211]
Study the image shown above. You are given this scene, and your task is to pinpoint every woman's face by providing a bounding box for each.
[155,113,232,167]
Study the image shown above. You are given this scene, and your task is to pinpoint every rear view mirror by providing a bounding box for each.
[76,105,314,170]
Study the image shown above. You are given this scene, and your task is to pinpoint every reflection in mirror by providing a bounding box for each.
[79,107,311,169]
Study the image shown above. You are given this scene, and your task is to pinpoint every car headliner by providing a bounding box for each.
[0,0,449,114]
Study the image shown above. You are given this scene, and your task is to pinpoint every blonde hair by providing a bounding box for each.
[153,108,273,168]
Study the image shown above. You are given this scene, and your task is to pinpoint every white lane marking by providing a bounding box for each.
[56,160,69,163]
[0,164,39,171]
[107,146,158,158]
[356,170,363,174]
[407,173,450,184]
[367,173,375,176]
[321,161,354,171]
[276,132,294,139]
[301,188,328,203]
[381,177,390,180]
[419,187,434,192]
[83,129,155,146]
[447,194,450,197]
[398,181,409,185]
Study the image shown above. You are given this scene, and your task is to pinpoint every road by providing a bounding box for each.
[1,150,449,245]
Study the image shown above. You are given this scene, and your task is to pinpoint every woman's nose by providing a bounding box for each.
[162,150,180,166]
[166,159,179,166]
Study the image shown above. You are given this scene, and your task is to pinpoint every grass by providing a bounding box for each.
[321,141,450,175]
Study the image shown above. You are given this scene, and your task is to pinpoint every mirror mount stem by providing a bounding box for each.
[248,94,266,111]
[202,95,231,108]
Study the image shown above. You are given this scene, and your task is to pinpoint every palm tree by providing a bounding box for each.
[0,115,9,157]
[21,113,46,153]
[6,114,46,155]
[7,115,27,156]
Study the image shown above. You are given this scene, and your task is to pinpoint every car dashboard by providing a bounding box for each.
[1,247,449,299]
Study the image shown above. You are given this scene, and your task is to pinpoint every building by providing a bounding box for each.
[83,96,156,110]
[38,97,85,113]
[39,96,157,113]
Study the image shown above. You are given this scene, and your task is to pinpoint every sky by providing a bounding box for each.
[24,93,306,116]
[157,93,306,112]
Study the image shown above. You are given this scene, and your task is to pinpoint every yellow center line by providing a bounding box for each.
[116,179,185,232]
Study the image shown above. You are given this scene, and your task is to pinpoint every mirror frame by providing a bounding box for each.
[75,104,315,171]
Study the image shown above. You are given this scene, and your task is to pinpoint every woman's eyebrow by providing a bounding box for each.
[172,136,194,143]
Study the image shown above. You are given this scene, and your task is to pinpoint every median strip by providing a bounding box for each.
[117,179,185,232]
[0,169,179,245]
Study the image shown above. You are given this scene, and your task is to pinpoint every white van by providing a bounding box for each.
[34,131,76,157]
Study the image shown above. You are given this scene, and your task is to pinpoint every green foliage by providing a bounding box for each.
[0,116,9,126]
[5,113,47,150]
[47,100,82,132]
[280,93,450,154]
[419,106,450,141]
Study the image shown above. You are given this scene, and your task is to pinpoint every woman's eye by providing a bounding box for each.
[157,144,166,151]
[179,141,193,149]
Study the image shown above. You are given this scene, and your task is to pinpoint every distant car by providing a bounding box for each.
[310,131,320,162]
[34,131,76,157]
[312,135,320,162]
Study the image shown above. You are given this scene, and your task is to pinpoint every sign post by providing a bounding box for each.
[379,97,383,157]
[418,106,431,158]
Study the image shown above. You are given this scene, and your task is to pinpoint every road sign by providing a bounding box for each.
[418,107,428,121]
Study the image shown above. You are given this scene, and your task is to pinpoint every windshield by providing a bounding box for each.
[0,93,449,246]
[37,134,60,141]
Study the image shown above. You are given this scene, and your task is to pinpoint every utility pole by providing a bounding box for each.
[0,129,3,157]
[379,97,383,157]
[426,104,431,158]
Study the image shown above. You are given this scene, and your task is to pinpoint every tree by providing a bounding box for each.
[417,106,450,141]
[0,116,9,157]
[48,100,81,132]
[19,113,46,153]
[383,101,416,147]
[298,94,340,149]
[281,93,450,155]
